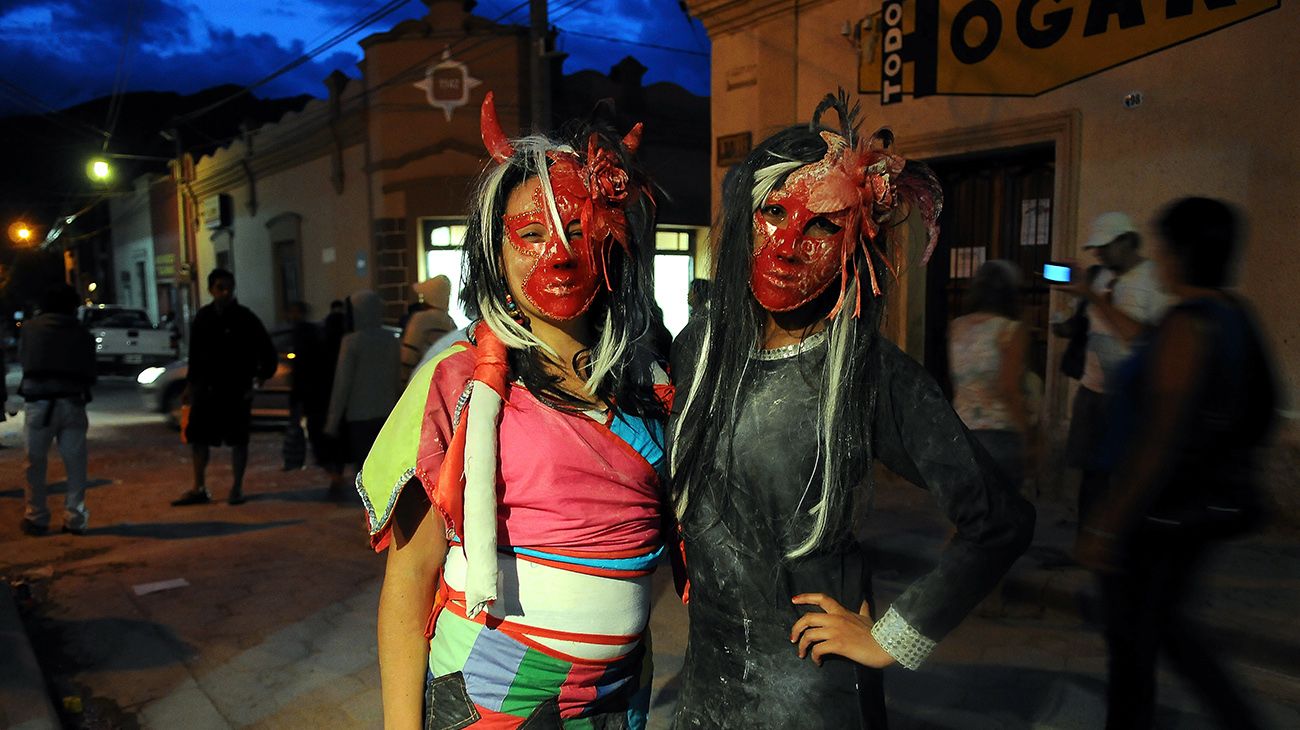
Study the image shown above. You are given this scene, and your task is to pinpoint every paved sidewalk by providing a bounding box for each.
[0,381,690,729]
[864,473,1300,678]
[2,380,1296,728]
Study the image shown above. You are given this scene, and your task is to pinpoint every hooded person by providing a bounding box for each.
[325,289,402,481]
[356,93,672,728]
[667,91,1036,729]
[400,275,458,382]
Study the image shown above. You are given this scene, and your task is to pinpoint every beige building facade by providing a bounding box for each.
[687,0,1298,439]
[189,1,530,327]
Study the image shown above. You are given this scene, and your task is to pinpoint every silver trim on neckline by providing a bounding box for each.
[752,330,828,361]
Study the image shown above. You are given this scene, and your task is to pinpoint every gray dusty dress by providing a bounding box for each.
[668,325,1035,729]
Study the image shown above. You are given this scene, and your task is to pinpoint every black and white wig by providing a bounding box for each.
[670,94,941,559]
[459,125,667,420]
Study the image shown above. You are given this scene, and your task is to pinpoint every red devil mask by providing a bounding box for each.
[481,92,644,322]
[502,159,599,320]
[750,128,940,318]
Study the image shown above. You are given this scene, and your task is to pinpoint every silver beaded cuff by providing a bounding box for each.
[871,606,936,670]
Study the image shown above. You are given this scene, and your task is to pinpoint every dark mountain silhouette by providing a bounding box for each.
[1,85,313,247]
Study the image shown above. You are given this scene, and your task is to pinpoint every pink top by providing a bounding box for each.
[495,384,662,552]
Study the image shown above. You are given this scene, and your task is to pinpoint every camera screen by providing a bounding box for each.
[1043,264,1071,283]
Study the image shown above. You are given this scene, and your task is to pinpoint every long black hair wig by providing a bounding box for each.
[459,121,668,422]
[670,93,942,559]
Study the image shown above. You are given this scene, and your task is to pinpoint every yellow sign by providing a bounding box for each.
[860,0,1280,104]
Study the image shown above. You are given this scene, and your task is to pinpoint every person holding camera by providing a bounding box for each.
[1058,212,1171,525]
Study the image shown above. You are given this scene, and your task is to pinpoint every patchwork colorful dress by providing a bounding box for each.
[359,339,667,729]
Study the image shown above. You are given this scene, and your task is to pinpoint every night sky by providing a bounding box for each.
[0,0,711,117]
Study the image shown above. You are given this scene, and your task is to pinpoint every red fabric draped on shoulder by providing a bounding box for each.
[429,322,508,541]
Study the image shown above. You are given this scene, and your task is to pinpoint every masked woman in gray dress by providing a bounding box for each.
[667,92,1036,729]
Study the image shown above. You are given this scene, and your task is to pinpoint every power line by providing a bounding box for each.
[559,29,708,57]
[0,77,112,141]
[547,0,587,19]
[296,0,404,59]
[173,0,698,163]
[553,0,599,22]
[174,0,419,124]
[173,1,536,156]
[102,0,141,152]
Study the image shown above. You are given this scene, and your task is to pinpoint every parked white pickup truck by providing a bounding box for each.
[78,305,178,375]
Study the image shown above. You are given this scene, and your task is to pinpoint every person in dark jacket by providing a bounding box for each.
[19,283,96,535]
[1077,198,1275,729]
[172,269,277,506]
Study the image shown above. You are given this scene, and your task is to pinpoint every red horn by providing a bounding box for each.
[622,123,643,154]
[480,92,514,163]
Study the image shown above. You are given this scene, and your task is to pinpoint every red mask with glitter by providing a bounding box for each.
[503,158,602,321]
[481,91,644,322]
[750,133,861,313]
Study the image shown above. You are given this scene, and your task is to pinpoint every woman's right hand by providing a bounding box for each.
[790,594,896,669]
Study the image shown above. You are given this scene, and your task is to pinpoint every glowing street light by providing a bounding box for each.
[7,220,35,245]
[87,158,112,182]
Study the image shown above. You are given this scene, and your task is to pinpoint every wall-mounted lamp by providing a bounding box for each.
[841,15,880,56]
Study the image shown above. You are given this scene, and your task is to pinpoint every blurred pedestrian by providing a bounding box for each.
[687,277,711,319]
[1077,198,1275,729]
[399,275,455,382]
[324,289,400,499]
[18,284,95,536]
[949,260,1032,488]
[314,299,349,489]
[1,343,8,426]
[172,269,277,506]
[324,298,346,340]
[1060,212,1172,525]
[284,301,327,470]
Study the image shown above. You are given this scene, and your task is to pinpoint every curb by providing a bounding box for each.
[0,582,60,730]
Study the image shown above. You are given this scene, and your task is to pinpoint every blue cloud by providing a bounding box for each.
[0,0,708,116]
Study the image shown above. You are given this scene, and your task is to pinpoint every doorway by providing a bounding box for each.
[273,238,303,323]
[923,145,1055,397]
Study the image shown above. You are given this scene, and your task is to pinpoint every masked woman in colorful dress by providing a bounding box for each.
[668,92,1036,729]
[359,93,670,729]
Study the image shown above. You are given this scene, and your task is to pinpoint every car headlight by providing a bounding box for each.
[137,366,167,385]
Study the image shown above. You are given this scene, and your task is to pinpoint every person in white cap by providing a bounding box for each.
[1059,211,1173,525]
[399,275,457,383]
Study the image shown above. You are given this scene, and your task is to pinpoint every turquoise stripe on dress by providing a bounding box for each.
[509,544,666,571]
[609,411,665,470]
